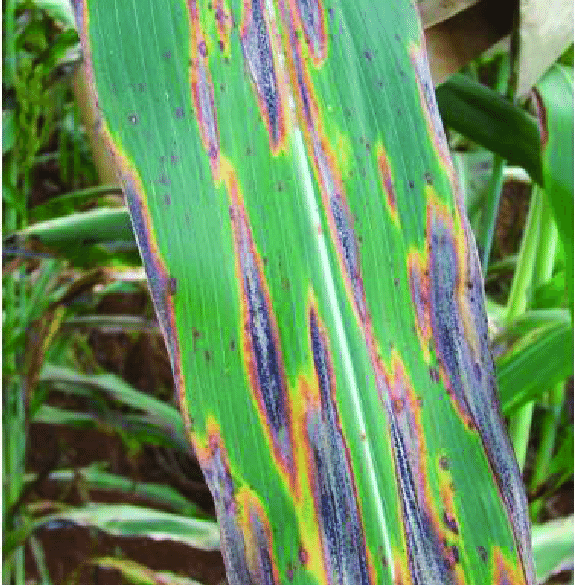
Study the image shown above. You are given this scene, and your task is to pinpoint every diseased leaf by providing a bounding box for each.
[75,1,535,583]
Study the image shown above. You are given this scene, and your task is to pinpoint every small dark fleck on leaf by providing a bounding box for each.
[204,350,211,362]
[198,40,208,57]
[163,50,172,59]
[477,545,488,563]
[424,171,433,184]
[230,340,236,351]
[175,107,185,119]
[429,367,440,383]
[128,114,138,125]
[439,455,449,470]
[164,193,171,205]
[473,362,482,382]
[408,180,415,188]
[192,328,201,351]
[443,511,459,534]
[218,40,224,52]
[298,546,308,566]
[364,50,372,61]
[394,277,400,287]
[451,545,460,564]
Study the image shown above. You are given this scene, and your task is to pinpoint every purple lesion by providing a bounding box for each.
[306,309,372,585]
[408,256,428,344]
[295,0,327,64]
[428,204,534,584]
[247,510,278,585]
[428,212,472,422]
[200,436,254,584]
[229,202,294,476]
[240,0,284,150]
[374,362,452,585]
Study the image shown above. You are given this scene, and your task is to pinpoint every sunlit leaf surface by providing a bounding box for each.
[75,0,534,583]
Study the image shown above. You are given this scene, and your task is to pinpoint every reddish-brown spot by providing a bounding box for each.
[187,2,220,177]
[376,144,399,226]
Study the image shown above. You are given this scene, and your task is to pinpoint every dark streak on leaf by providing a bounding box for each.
[376,362,452,585]
[229,198,293,476]
[241,0,283,149]
[200,435,253,585]
[307,309,372,585]
[295,0,326,63]
[428,204,534,582]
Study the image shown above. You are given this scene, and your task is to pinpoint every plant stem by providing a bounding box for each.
[528,199,562,520]
[479,154,505,275]
[478,53,511,275]
[529,380,565,521]
[506,187,545,470]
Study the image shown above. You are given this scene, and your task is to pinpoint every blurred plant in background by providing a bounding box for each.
[2,0,573,584]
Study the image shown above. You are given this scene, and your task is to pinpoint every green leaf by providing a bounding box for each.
[33,404,97,427]
[547,425,574,483]
[28,0,77,30]
[495,315,573,413]
[3,109,16,154]
[36,504,220,550]
[48,466,208,518]
[531,516,574,584]
[77,1,535,583]
[534,64,574,312]
[435,74,543,184]
[91,557,205,585]
[14,208,134,248]
[532,270,568,309]
[38,364,189,451]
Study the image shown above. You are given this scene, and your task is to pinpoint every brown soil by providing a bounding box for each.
[23,287,226,584]
[25,421,225,585]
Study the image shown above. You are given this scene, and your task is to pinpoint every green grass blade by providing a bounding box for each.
[76,1,535,583]
[13,208,133,248]
[47,466,208,518]
[39,364,185,440]
[91,557,205,585]
[35,504,220,550]
[531,516,574,584]
[534,64,574,313]
[496,318,573,414]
